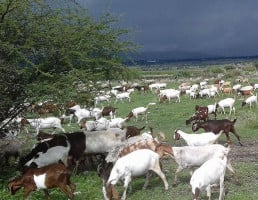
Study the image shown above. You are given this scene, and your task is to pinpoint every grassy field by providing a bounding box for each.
[1,78,258,200]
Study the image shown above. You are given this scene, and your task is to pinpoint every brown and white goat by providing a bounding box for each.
[8,163,76,199]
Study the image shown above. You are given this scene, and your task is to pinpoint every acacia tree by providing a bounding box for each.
[0,0,138,126]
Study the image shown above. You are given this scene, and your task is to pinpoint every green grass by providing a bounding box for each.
[1,80,258,200]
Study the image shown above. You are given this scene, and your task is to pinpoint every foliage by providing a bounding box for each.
[0,0,138,122]
[0,62,27,124]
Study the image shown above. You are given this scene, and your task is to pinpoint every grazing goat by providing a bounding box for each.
[114,92,131,103]
[21,117,65,134]
[127,103,156,122]
[8,163,75,199]
[242,94,257,109]
[216,97,235,115]
[190,156,227,200]
[154,143,234,186]
[186,108,209,125]
[159,89,181,103]
[192,119,242,146]
[106,149,169,200]
[174,129,222,146]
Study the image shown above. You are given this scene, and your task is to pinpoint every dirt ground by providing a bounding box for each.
[229,140,258,162]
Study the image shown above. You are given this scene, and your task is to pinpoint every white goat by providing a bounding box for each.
[159,89,181,103]
[217,97,235,115]
[94,95,111,106]
[69,104,92,123]
[127,102,156,122]
[115,92,131,103]
[242,94,257,109]
[167,144,234,186]
[84,128,126,153]
[109,117,128,129]
[174,129,222,146]
[82,117,110,131]
[190,156,228,200]
[23,117,65,134]
[106,149,169,200]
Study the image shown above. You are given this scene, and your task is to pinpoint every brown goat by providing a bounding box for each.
[192,119,242,146]
[8,163,75,199]
[102,106,118,118]
[123,126,145,138]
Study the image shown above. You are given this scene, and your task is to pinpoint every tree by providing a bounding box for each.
[0,0,139,126]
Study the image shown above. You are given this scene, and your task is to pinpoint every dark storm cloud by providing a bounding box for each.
[78,0,258,58]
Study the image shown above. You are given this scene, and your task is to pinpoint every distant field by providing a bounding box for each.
[1,73,258,200]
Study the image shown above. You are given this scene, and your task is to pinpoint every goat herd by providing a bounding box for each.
[1,78,258,200]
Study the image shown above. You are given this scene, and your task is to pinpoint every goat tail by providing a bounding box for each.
[233,118,237,124]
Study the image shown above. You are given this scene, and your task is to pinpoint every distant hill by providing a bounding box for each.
[126,51,258,66]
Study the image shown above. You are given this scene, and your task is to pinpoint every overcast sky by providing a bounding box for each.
[78,0,258,59]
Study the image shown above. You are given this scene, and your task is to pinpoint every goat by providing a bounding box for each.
[186,108,209,125]
[192,119,242,146]
[21,117,65,134]
[8,163,75,199]
[102,106,118,119]
[68,104,92,124]
[174,129,222,146]
[158,89,181,103]
[216,97,235,115]
[109,117,128,129]
[106,149,169,200]
[19,134,72,169]
[102,136,160,199]
[94,94,111,106]
[114,92,131,103]
[123,126,145,138]
[195,103,217,119]
[242,94,257,109]
[154,143,234,186]
[190,156,228,200]
[149,83,167,90]
[20,129,126,172]
[238,85,253,96]
[80,117,110,131]
[127,102,156,122]
[92,106,118,120]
